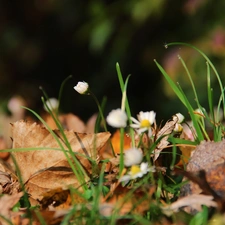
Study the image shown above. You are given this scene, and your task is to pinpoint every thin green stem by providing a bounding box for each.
[89,90,108,132]
[119,128,125,175]
[116,63,135,147]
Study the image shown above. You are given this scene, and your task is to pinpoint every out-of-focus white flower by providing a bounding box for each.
[106,108,127,128]
[74,81,89,94]
[174,113,185,124]
[124,148,143,167]
[174,123,183,133]
[44,98,59,112]
[119,162,155,184]
[130,111,156,137]
[8,96,26,115]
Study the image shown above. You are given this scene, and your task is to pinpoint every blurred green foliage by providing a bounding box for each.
[1,0,225,122]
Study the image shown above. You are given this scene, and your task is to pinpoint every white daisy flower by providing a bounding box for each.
[74,81,89,94]
[119,162,155,184]
[124,148,143,167]
[130,111,156,137]
[106,108,127,128]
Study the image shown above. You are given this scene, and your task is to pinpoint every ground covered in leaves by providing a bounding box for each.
[0,107,225,225]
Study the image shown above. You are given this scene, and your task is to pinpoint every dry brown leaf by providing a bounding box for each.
[44,113,97,133]
[154,115,178,161]
[0,159,19,195]
[182,140,225,197]
[11,120,111,203]
[0,192,23,225]
[99,185,155,216]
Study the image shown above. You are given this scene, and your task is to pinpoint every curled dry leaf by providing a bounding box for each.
[154,115,178,161]
[0,159,19,195]
[11,120,111,203]
[182,140,225,198]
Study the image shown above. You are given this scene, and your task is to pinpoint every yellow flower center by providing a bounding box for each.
[140,119,151,128]
[130,165,141,176]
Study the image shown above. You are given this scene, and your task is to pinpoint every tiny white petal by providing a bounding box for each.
[175,113,185,124]
[74,81,89,94]
[149,111,156,124]
[130,117,140,125]
[119,175,131,182]
[130,124,141,129]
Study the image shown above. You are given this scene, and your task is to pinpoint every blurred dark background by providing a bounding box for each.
[1,0,225,123]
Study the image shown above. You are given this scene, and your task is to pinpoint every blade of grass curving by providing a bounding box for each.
[57,75,73,117]
[116,63,135,147]
[94,96,107,133]
[41,97,90,178]
[0,215,14,225]
[206,62,214,122]
[154,59,204,141]
[34,210,47,225]
[22,106,88,191]
[154,60,186,106]
[176,84,204,141]
[91,163,106,220]
[178,55,200,108]
[166,42,225,119]
[10,154,31,212]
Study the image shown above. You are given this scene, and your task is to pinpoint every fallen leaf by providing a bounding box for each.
[0,192,23,225]
[0,159,19,194]
[44,113,97,133]
[182,140,225,198]
[100,184,155,216]
[111,130,132,154]
[11,120,111,203]
[162,194,217,216]
[154,115,178,161]
[0,137,10,159]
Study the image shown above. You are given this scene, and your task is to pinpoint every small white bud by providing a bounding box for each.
[74,81,89,94]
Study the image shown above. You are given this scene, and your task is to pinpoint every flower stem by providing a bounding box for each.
[89,90,108,132]
[119,127,124,175]
[89,90,116,157]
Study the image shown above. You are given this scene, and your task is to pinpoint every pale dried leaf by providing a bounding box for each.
[86,113,98,133]
[154,115,178,161]
[11,120,110,202]
[162,194,217,216]
[0,192,23,225]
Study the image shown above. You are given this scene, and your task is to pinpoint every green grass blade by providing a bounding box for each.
[178,55,200,108]
[166,42,225,118]
[116,63,135,147]
[176,84,205,141]
[154,60,186,106]
[57,75,73,116]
